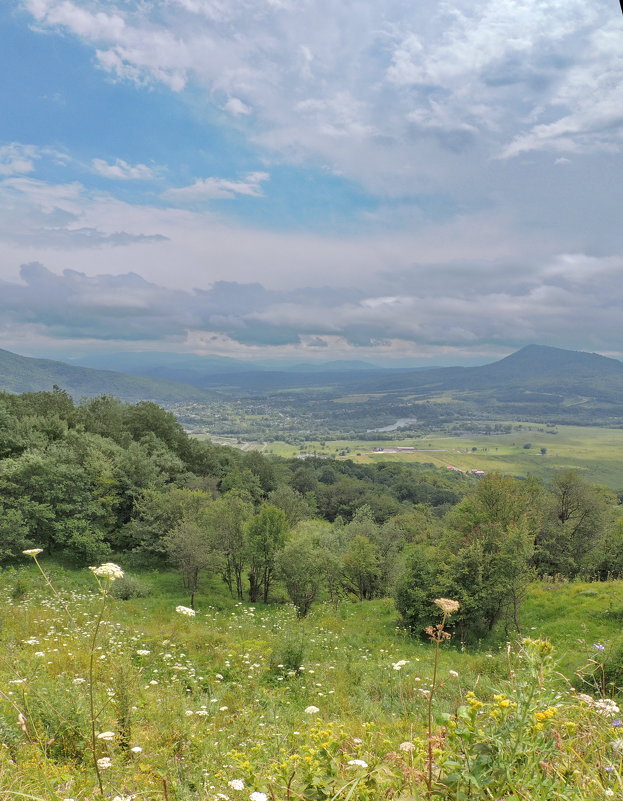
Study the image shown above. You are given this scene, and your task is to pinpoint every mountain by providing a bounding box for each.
[353,345,623,394]
[69,351,259,374]
[0,348,214,402]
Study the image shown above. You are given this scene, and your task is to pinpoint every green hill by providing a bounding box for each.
[0,347,213,402]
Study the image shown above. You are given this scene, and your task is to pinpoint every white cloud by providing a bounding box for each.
[91,158,156,180]
[0,143,57,176]
[224,97,252,116]
[162,172,269,202]
[21,0,621,194]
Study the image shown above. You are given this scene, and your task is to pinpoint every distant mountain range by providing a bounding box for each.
[0,348,214,402]
[2,344,623,424]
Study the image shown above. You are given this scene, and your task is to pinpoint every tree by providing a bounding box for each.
[394,545,440,635]
[204,492,253,599]
[245,505,289,602]
[534,471,611,577]
[276,537,327,617]
[163,517,222,608]
[342,535,381,600]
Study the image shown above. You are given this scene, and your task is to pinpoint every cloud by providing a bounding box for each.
[3,252,623,358]
[224,97,252,116]
[21,0,622,198]
[91,158,156,180]
[0,177,168,249]
[162,172,269,202]
[0,143,66,176]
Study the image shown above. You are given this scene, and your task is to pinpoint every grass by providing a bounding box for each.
[263,422,623,489]
[2,562,623,800]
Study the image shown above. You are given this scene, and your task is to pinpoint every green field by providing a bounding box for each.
[263,423,623,488]
[3,563,623,800]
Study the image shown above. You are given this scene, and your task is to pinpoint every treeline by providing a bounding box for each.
[1,390,621,640]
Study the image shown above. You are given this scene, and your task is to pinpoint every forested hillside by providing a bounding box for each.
[2,389,621,639]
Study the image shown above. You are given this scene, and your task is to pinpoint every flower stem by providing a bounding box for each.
[89,591,109,796]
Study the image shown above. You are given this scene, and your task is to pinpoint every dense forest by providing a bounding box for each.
[1,389,621,641]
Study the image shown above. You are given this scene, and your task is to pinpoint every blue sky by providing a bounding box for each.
[1,0,623,366]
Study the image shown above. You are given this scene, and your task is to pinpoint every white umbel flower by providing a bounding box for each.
[176,605,196,617]
[90,563,124,580]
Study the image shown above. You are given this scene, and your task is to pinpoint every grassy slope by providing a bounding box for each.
[2,564,622,799]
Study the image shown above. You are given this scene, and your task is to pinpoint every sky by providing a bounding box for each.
[1,0,623,367]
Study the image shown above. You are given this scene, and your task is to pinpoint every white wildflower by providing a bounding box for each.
[97,731,115,741]
[90,563,124,580]
[130,745,143,753]
[228,779,245,791]
[399,741,415,752]
[22,548,43,556]
[249,793,268,801]
[176,605,196,617]
[392,660,408,670]
[304,705,320,714]
[136,650,151,656]
[347,759,368,768]
[97,757,112,769]
[434,598,460,616]
[449,670,459,678]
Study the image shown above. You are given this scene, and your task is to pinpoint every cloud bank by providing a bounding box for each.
[3,254,623,360]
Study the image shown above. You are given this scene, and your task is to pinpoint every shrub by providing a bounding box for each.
[109,574,151,600]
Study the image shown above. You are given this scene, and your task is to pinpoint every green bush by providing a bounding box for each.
[109,574,151,600]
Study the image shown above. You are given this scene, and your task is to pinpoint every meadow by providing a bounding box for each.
[264,423,623,489]
[3,559,623,801]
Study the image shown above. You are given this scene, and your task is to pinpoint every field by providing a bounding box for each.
[263,423,623,489]
[3,560,623,800]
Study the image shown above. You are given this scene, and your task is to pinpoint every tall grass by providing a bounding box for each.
[1,561,623,799]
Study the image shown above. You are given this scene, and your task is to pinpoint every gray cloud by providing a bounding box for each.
[3,255,623,357]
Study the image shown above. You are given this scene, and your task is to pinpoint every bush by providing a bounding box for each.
[268,630,306,676]
[109,574,151,600]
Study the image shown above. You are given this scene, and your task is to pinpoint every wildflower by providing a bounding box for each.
[595,699,620,716]
[219,706,229,711]
[594,643,606,652]
[449,669,459,678]
[347,759,368,768]
[22,548,43,556]
[136,649,151,656]
[130,746,143,753]
[228,779,245,790]
[249,793,268,801]
[610,739,623,753]
[112,796,134,801]
[97,731,115,740]
[399,741,415,752]
[72,677,86,684]
[17,712,27,733]
[97,757,112,769]
[304,705,320,714]
[176,605,196,617]
[90,563,124,580]
[392,660,408,670]
[434,598,460,616]
[613,720,622,727]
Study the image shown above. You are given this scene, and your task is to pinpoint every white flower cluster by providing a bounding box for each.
[22,548,43,557]
[392,660,408,670]
[90,563,124,580]
[577,693,620,717]
[304,705,320,714]
[347,759,368,768]
[176,605,196,617]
